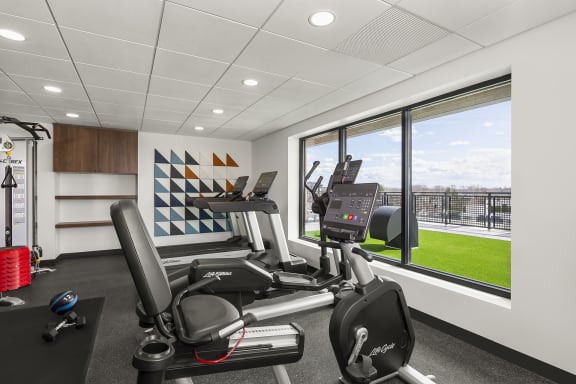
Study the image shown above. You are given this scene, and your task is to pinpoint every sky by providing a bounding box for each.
[306,100,511,190]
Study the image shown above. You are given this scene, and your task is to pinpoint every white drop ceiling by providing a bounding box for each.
[0,0,575,140]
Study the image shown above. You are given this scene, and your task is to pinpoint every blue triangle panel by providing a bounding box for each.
[154,179,169,193]
[200,221,213,233]
[154,164,169,179]
[213,212,227,220]
[155,149,170,164]
[154,194,169,208]
[154,223,169,237]
[154,208,169,222]
[170,208,184,221]
[171,150,184,165]
[213,221,226,232]
[199,209,212,220]
[185,180,198,193]
[170,194,184,207]
[185,221,199,234]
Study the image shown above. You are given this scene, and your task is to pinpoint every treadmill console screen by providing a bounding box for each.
[322,183,379,242]
[252,171,278,196]
[232,176,249,194]
[332,160,362,185]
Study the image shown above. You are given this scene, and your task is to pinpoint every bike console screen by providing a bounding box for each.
[232,176,249,194]
[322,183,379,242]
[252,171,278,197]
[332,159,362,185]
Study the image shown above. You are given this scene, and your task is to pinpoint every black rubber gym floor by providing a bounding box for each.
[0,254,560,384]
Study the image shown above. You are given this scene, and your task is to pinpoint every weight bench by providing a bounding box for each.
[110,200,304,384]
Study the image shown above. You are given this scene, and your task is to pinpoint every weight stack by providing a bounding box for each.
[0,246,31,292]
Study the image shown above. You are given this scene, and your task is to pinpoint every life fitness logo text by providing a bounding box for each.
[369,342,396,358]
[202,271,233,278]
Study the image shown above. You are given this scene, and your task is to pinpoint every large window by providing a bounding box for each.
[302,130,339,235]
[300,75,511,296]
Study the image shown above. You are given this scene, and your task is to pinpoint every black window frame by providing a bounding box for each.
[300,74,512,298]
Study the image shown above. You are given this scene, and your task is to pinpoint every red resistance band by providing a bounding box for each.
[194,328,246,365]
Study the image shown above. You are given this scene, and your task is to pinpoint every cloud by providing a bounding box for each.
[448,140,471,146]
[378,129,401,142]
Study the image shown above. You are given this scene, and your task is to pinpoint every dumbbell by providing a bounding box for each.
[42,311,87,342]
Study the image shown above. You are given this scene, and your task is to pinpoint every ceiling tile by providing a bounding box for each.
[29,94,93,111]
[0,13,68,59]
[143,107,190,124]
[236,31,380,87]
[86,86,146,107]
[92,102,144,119]
[0,0,54,23]
[234,96,302,123]
[180,125,219,137]
[1,113,54,124]
[388,34,481,74]
[141,118,181,134]
[169,0,282,27]
[0,72,19,91]
[183,115,228,130]
[47,0,163,46]
[266,78,334,104]
[100,120,140,131]
[458,0,576,46]
[0,101,49,117]
[263,0,390,49]
[220,118,263,131]
[215,65,289,95]
[60,27,154,73]
[98,113,142,127]
[341,66,412,95]
[159,2,257,63]
[193,102,243,119]
[203,87,262,110]
[0,89,34,105]
[0,49,79,82]
[45,108,99,124]
[10,74,88,100]
[335,7,449,65]
[76,63,149,93]
[152,49,228,84]
[148,76,210,101]
[145,94,199,113]
[398,0,515,31]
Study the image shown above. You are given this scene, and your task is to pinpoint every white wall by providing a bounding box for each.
[253,13,576,375]
[138,131,252,247]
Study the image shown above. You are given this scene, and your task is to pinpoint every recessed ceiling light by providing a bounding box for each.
[0,29,26,41]
[43,85,62,93]
[308,11,335,27]
[242,79,258,87]
[66,113,79,118]
[194,126,204,131]
[212,109,224,115]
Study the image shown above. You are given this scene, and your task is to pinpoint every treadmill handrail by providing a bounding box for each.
[207,199,279,215]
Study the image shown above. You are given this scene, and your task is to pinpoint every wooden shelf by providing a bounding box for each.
[55,195,137,200]
[55,221,113,228]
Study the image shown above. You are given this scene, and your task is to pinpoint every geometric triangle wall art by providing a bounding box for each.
[154,148,241,237]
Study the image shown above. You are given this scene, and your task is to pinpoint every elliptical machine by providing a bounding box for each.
[318,182,436,384]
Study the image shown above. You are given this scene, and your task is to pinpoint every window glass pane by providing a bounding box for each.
[302,131,339,237]
[346,114,403,261]
[411,82,511,288]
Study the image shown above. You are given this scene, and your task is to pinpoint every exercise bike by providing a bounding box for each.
[319,182,437,384]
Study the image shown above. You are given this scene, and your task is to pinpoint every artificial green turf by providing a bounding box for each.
[305,229,511,289]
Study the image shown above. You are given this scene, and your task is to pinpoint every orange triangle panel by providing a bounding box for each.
[226,180,234,192]
[185,166,199,179]
[226,154,239,167]
[213,153,226,167]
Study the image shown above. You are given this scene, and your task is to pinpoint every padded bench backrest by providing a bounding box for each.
[110,200,172,316]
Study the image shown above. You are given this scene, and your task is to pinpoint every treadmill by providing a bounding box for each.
[206,171,309,274]
[157,176,259,269]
